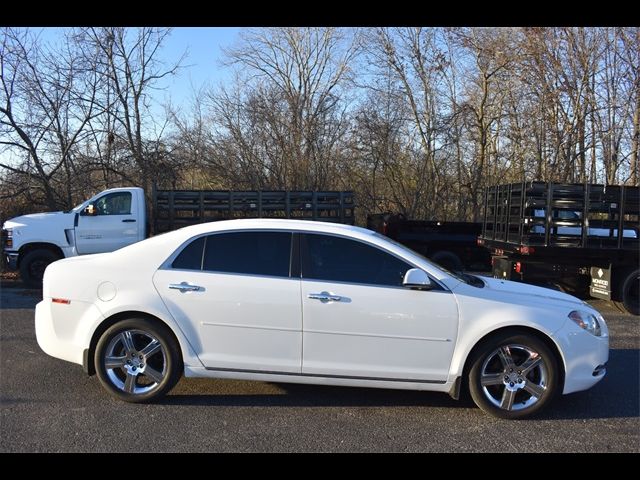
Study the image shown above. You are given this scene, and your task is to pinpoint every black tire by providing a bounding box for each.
[613,269,639,316]
[430,251,464,272]
[19,249,59,289]
[94,318,182,403]
[468,332,559,419]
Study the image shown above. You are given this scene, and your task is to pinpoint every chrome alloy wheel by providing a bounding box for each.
[103,329,167,395]
[480,344,548,411]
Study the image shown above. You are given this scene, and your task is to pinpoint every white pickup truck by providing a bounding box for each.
[2,187,357,288]
[2,187,146,287]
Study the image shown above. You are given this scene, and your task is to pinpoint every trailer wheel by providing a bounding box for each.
[614,269,639,316]
[430,251,464,272]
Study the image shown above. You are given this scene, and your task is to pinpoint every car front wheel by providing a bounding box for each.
[468,332,559,419]
[94,318,182,403]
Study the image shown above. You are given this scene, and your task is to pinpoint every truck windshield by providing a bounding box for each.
[69,201,89,213]
[370,232,484,287]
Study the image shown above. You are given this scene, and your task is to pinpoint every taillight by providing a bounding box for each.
[52,298,71,305]
[519,246,535,255]
[514,262,522,273]
[382,222,388,236]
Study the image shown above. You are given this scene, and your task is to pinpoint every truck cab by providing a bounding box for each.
[2,187,146,288]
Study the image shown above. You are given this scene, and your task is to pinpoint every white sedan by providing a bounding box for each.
[35,219,608,419]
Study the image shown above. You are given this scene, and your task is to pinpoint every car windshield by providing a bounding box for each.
[370,231,485,287]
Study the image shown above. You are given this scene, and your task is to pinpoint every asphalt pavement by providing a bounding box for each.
[1,283,638,452]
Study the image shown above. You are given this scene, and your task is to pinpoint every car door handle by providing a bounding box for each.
[169,282,203,293]
[122,219,136,223]
[308,292,342,302]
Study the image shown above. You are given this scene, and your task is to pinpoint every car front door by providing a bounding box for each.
[76,191,138,254]
[300,233,459,383]
[153,230,302,373]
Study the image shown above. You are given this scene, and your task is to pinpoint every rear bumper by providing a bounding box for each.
[35,298,103,367]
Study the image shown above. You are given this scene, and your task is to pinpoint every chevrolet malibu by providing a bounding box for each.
[35,219,608,419]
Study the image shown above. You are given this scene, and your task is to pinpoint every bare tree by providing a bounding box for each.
[80,27,184,194]
[207,27,359,190]
[0,28,104,209]
[3,27,637,225]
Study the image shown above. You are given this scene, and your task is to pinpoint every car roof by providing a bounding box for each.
[174,218,375,239]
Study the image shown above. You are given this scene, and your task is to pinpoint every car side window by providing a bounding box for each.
[202,231,292,278]
[94,192,132,215]
[171,236,206,270]
[301,233,412,287]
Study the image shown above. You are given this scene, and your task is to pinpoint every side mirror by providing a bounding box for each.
[403,268,433,290]
[83,204,97,216]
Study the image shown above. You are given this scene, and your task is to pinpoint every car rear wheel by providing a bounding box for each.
[95,318,182,403]
[468,332,559,419]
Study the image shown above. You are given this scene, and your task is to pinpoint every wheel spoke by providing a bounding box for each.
[143,366,164,384]
[500,388,516,410]
[124,372,137,393]
[120,331,136,354]
[481,373,504,387]
[498,346,516,370]
[104,355,127,369]
[523,381,546,399]
[140,339,161,358]
[519,353,542,375]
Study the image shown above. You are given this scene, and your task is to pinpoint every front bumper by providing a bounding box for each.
[554,319,609,395]
[4,251,18,270]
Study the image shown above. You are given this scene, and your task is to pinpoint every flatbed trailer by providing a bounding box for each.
[478,181,639,315]
[367,213,491,272]
[153,189,355,233]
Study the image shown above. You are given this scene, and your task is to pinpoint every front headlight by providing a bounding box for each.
[2,229,12,248]
[569,310,603,336]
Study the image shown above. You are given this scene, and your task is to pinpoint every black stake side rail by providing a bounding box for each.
[479,181,639,251]
[152,189,356,233]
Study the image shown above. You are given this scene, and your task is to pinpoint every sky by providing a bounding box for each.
[37,26,242,110]
[156,27,241,107]
[0,27,243,167]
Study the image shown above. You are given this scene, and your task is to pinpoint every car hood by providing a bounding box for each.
[475,275,585,308]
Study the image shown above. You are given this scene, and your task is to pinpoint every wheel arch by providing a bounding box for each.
[458,325,566,396]
[18,242,64,267]
[84,310,184,376]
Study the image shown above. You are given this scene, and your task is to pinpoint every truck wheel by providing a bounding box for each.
[19,249,59,289]
[614,269,639,316]
[430,251,464,272]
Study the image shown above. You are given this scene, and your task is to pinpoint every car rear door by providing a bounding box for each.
[153,230,302,373]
